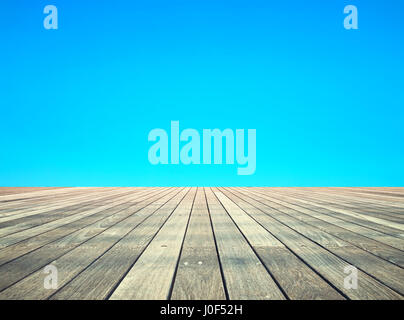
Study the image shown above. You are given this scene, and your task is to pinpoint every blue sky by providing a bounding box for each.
[0,0,403,186]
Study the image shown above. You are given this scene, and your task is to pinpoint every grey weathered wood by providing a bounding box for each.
[108,188,196,300]
[205,188,285,300]
[234,187,404,266]
[230,188,404,296]
[0,188,183,299]
[223,188,402,300]
[215,188,344,300]
[0,187,402,300]
[0,187,64,196]
[171,188,226,300]
[0,188,175,292]
[0,188,132,223]
[278,188,404,222]
[0,189,163,249]
[0,188,171,266]
[0,188,152,237]
[265,188,404,227]
[48,188,191,300]
[249,187,404,249]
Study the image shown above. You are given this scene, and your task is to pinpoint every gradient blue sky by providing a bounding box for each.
[1,0,403,186]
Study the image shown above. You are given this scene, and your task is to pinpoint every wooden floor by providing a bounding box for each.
[0,187,403,300]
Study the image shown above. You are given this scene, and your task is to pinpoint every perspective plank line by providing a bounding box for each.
[0,187,402,300]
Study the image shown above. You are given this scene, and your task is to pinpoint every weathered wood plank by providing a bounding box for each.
[215,188,344,300]
[0,187,402,300]
[0,189,121,218]
[236,187,404,265]
[48,188,190,300]
[223,188,402,299]
[231,188,404,296]
[0,188,65,196]
[205,188,285,300]
[258,188,404,239]
[0,189,163,249]
[171,188,226,300]
[0,188,105,213]
[251,188,404,249]
[279,188,404,222]
[0,188,152,237]
[0,188,175,292]
[0,188,128,222]
[109,188,197,300]
[324,187,404,199]
[0,188,184,299]
[0,188,85,202]
[0,188,172,266]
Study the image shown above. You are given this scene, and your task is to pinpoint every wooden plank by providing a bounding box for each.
[170,188,226,300]
[280,188,404,222]
[223,188,402,299]
[48,188,191,300]
[204,188,285,300]
[0,188,114,218]
[0,188,119,215]
[0,188,65,196]
[259,188,404,239]
[310,187,404,204]
[0,188,185,300]
[47,188,189,300]
[250,187,404,249]
[0,189,162,250]
[267,187,404,226]
[234,188,404,267]
[214,188,344,300]
[273,188,404,222]
[0,188,150,237]
[0,187,88,202]
[0,188,175,292]
[0,187,111,208]
[231,188,404,296]
[290,187,404,207]
[109,188,197,300]
[327,187,404,199]
[0,187,402,300]
[0,188,107,214]
[0,188,172,266]
[0,188,128,223]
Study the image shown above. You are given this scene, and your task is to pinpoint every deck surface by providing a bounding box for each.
[0,187,403,300]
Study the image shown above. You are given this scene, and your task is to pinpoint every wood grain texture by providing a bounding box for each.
[0,188,173,293]
[0,187,402,300]
[48,188,190,300]
[170,188,226,300]
[234,187,404,265]
[223,188,403,300]
[205,188,285,300]
[0,188,66,196]
[0,188,183,299]
[109,188,197,300]
[216,188,344,300]
[230,188,404,296]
